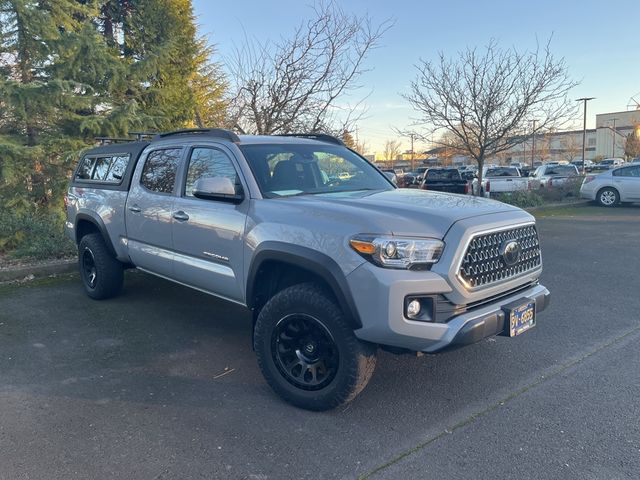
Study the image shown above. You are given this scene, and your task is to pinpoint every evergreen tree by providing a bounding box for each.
[0,0,226,215]
[0,0,99,209]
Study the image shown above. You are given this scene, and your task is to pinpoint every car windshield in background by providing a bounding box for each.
[485,167,519,177]
[547,165,578,176]
[239,144,393,198]
[426,169,459,180]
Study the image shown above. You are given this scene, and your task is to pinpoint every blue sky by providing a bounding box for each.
[192,0,639,152]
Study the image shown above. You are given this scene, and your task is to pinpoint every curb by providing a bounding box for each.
[0,259,77,283]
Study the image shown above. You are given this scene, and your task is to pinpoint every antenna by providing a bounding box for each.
[627,93,640,110]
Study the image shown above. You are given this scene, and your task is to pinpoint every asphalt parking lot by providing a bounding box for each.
[1,207,639,480]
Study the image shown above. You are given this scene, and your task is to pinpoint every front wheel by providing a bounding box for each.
[597,187,619,207]
[254,283,377,411]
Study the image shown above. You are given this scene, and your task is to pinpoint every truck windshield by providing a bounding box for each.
[239,144,393,197]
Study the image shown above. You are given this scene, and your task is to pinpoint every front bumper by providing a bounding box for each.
[347,262,550,353]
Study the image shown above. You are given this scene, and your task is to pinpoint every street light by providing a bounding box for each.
[610,118,618,157]
[576,97,595,174]
[530,119,537,169]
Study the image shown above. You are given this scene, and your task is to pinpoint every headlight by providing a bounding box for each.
[349,235,444,269]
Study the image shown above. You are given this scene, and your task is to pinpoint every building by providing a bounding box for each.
[433,109,639,167]
[594,110,640,158]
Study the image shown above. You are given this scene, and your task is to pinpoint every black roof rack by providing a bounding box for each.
[95,137,135,146]
[276,133,345,146]
[153,128,241,143]
[129,131,156,141]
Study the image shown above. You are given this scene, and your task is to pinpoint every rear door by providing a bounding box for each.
[613,165,640,200]
[126,147,184,277]
[171,145,248,303]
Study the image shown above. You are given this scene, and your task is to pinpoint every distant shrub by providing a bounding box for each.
[0,209,76,261]
[492,191,545,208]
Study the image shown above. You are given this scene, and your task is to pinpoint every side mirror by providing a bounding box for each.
[192,177,244,203]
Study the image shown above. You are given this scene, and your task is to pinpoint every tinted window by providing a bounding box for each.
[485,167,520,177]
[75,154,130,183]
[426,169,460,180]
[185,148,239,197]
[546,165,578,176]
[105,155,129,182]
[76,157,96,180]
[613,166,640,178]
[140,148,182,193]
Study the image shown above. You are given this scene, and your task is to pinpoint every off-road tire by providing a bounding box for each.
[78,233,124,300]
[254,283,377,411]
[597,187,619,207]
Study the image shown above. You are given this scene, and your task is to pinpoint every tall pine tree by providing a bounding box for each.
[99,0,227,131]
[0,0,102,209]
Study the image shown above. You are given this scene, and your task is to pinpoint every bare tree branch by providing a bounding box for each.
[403,37,579,193]
[227,1,392,135]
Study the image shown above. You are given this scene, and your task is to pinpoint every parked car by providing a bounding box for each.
[591,158,625,172]
[380,169,398,185]
[392,168,410,187]
[580,164,640,206]
[531,164,580,188]
[409,166,428,184]
[473,166,530,196]
[419,168,469,194]
[570,159,594,172]
[65,128,550,411]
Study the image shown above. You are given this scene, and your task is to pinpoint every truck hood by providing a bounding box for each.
[264,188,524,238]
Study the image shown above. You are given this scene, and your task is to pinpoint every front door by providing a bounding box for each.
[126,147,183,277]
[171,146,248,303]
[613,165,640,201]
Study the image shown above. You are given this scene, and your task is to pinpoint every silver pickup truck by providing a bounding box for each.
[65,129,550,410]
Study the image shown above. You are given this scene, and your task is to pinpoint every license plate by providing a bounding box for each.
[506,301,536,337]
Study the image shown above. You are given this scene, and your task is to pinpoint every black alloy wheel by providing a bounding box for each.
[272,313,339,390]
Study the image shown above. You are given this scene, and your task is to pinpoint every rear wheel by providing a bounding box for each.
[597,187,619,207]
[254,283,377,411]
[78,233,123,299]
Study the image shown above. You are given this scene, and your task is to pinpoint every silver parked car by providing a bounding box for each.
[532,164,580,188]
[580,164,640,206]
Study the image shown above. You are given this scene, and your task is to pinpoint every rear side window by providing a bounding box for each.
[613,166,640,177]
[140,148,182,194]
[75,154,130,183]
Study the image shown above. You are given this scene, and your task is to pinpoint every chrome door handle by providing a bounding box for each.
[173,211,189,222]
[128,205,141,213]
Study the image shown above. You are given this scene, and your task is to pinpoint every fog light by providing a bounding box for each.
[407,299,421,318]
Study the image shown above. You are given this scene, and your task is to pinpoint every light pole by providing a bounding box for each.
[610,118,618,157]
[530,119,537,168]
[576,97,595,174]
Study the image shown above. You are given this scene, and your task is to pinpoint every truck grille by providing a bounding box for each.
[458,225,541,289]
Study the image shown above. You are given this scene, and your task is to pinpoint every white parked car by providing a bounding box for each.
[531,164,580,188]
[580,164,640,206]
[472,166,530,196]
